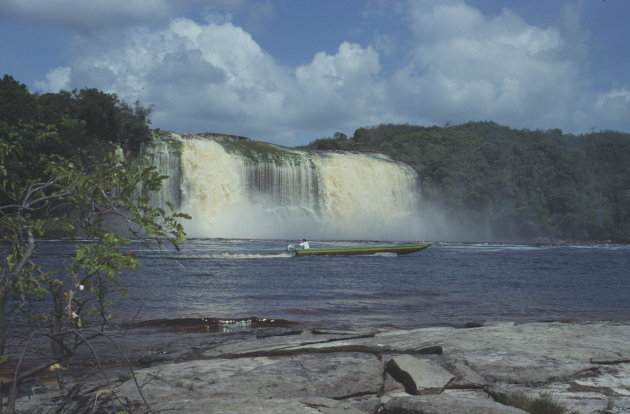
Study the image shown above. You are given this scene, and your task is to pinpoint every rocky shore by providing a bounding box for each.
[17,321,630,413]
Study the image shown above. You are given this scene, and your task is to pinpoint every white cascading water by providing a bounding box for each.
[148,134,422,240]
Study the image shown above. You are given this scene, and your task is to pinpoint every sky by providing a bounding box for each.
[1,0,629,146]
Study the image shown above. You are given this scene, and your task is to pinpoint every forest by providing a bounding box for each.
[303,123,630,243]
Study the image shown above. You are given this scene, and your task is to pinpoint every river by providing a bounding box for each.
[35,239,630,331]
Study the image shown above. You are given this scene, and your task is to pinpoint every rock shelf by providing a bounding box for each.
[17,321,630,413]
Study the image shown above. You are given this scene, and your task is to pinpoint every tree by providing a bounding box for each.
[333,132,348,140]
[0,78,189,412]
[0,75,38,125]
[74,89,153,155]
[304,122,630,242]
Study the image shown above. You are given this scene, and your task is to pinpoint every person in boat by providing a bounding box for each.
[299,239,310,249]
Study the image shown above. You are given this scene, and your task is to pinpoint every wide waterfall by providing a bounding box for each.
[144,132,422,240]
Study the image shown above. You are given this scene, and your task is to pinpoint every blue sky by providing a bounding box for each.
[1,0,628,146]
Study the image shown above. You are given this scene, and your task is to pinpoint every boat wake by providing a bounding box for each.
[136,253,292,260]
[212,253,292,259]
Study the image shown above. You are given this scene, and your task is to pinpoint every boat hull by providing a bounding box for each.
[292,242,431,257]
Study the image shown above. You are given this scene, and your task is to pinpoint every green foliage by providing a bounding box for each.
[0,75,152,165]
[303,122,630,242]
[148,129,184,154]
[0,75,189,405]
[201,133,303,164]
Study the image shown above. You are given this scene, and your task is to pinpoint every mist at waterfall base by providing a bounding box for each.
[151,135,433,241]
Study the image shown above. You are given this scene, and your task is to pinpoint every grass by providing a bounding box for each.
[494,391,567,414]
[175,380,196,391]
[149,130,185,153]
[199,133,303,164]
[117,373,132,382]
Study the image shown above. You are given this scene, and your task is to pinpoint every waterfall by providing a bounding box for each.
[146,132,422,240]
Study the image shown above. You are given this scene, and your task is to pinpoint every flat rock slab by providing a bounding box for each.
[16,321,630,414]
[381,394,529,414]
[120,351,383,407]
[341,321,630,384]
[386,355,455,394]
[446,358,488,389]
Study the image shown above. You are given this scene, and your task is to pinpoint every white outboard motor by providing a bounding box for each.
[286,244,296,255]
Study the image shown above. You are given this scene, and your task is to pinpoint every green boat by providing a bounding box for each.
[287,242,431,257]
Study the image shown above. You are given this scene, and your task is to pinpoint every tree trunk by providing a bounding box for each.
[0,287,7,414]
[0,287,7,358]
[50,280,66,389]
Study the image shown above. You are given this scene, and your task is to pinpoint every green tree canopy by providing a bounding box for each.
[302,122,630,242]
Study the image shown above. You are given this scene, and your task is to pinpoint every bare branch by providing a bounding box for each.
[75,329,152,411]
[3,226,36,289]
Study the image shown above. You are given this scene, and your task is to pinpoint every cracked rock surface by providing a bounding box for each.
[17,321,630,413]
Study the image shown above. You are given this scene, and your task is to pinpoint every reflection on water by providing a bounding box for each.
[125,316,298,334]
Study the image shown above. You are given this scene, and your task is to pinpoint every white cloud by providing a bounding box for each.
[31,0,630,143]
[390,1,603,131]
[408,0,486,40]
[290,42,395,133]
[0,0,172,32]
[373,33,397,57]
[36,18,392,144]
[34,66,71,92]
[592,88,630,129]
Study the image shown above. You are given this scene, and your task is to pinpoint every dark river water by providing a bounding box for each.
[35,239,630,331]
